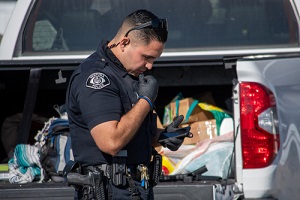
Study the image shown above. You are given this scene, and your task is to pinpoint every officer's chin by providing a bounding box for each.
[129,72,140,77]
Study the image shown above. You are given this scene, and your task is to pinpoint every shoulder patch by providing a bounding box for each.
[86,73,110,89]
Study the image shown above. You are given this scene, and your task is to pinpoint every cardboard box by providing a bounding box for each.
[182,119,217,145]
[169,98,214,125]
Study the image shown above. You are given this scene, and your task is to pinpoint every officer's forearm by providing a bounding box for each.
[113,99,152,154]
[91,98,151,156]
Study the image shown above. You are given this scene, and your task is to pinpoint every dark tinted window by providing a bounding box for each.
[24,0,298,53]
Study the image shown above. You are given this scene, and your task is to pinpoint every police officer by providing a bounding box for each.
[66,9,187,200]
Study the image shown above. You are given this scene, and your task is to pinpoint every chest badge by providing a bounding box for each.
[86,73,110,89]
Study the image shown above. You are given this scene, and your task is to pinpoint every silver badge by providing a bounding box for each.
[86,73,110,89]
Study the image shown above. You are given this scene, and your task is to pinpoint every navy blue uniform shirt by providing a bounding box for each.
[66,40,156,167]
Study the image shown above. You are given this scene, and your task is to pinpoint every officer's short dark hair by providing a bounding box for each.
[122,9,168,45]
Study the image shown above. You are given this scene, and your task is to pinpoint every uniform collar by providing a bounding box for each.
[97,40,128,77]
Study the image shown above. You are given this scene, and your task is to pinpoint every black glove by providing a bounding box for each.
[138,74,158,109]
[158,115,191,151]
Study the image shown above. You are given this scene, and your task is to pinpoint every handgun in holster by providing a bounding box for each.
[63,160,105,199]
[112,150,127,186]
[66,170,103,188]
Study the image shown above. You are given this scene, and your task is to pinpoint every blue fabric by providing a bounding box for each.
[47,118,69,137]
[8,144,43,184]
[46,118,73,175]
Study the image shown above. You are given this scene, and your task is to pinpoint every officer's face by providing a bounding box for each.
[122,39,164,77]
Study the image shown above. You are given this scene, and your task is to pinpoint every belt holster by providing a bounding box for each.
[79,167,105,200]
[112,150,127,186]
[150,148,162,186]
[63,161,106,200]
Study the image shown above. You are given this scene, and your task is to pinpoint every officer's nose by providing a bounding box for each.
[145,62,153,70]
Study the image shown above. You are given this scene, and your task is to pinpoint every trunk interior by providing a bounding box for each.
[0,62,237,199]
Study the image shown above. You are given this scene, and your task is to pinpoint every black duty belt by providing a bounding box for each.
[82,164,145,182]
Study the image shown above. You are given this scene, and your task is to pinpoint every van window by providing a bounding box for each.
[23,0,298,53]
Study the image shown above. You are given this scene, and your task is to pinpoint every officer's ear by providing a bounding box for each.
[120,38,130,47]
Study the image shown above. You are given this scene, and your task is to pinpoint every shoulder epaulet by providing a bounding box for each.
[80,52,108,72]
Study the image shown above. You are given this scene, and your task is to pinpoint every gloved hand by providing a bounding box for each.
[138,74,158,109]
[159,115,191,151]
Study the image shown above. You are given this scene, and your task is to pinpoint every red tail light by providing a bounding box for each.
[240,82,280,169]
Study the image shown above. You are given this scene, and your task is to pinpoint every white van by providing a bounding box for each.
[0,0,16,41]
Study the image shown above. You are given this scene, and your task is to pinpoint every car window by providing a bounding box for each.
[23,0,298,53]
